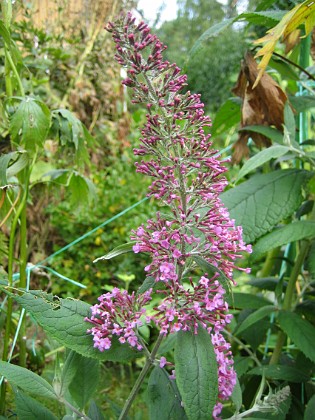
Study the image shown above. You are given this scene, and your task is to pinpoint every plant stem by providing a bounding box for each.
[118,334,164,420]
[18,169,30,367]
[269,240,310,365]
[259,247,279,278]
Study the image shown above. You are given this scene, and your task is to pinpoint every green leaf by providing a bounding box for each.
[278,311,315,363]
[93,242,137,263]
[231,377,242,412]
[248,277,287,291]
[68,355,100,409]
[289,95,315,113]
[238,10,285,26]
[5,289,138,362]
[68,172,96,206]
[239,125,284,144]
[254,221,315,256]
[304,394,315,420]
[88,400,105,420]
[237,145,290,180]
[211,98,241,137]
[10,97,51,151]
[14,389,58,420]
[193,256,231,296]
[0,152,17,186]
[138,276,156,294]
[284,102,296,144]
[236,305,276,335]
[189,18,234,58]
[269,57,299,81]
[249,365,310,382]
[227,293,272,310]
[6,153,29,179]
[221,169,311,243]
[0,361,57,400]
[60,351,80,397]
[175,327,218,419]
[0,20,11,44]
[147,367,187,420]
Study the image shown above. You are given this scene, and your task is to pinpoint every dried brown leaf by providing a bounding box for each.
[232,52,287,163]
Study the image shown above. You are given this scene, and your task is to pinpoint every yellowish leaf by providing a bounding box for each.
[253,0,315,87]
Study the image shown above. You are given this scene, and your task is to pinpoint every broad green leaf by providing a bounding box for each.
[221,169,311,243]
[278,311,315,363]
[60,351,80,396]
[231,377,242,412]
[175,328,218,419]
[289,95,315,113]
[147,367,187,420]
[304,394,315,420]
[234,357,252,378]
[0,361,57,400]
[227,293,271,310]
[239,125,284,144]
[68,172,96,206]
[211,98,241,137]
[237,145,290,180]
[193,256,231,296]
[88,400,105,420]
[236,305,276,335]
[68,355,100,409]
[249,365,310,382]
[189,18,234,58]
[254,221,315,256]
[93,242,137,263]
[15,389,58,420]
[4,289,138,362]
[10,97,51,151]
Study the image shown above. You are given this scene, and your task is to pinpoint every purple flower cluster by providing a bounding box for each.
[88,12,252,418]
[86,287,152,351]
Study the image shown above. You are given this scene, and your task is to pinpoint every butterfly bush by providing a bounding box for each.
[87,12,251,418]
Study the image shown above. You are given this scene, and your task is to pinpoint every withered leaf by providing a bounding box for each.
[232,52,287,164]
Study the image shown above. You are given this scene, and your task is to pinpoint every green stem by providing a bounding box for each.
[118,334,164,420]
[269,241,310,365]
[18,169,30,367]
[5,48,25,96]
[259,247,279,278]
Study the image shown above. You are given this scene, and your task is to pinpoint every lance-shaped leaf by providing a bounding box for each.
[236,305,276,335]
[14,390,58,420]
[0,361,57,400]
[147,366,187,420]
[237,145,290,180]
[93,242,137,263]
[3,289,138,362]
[249,365,310,382]
[278,311,315,363]
[221,169,311,243]
[175,328,218,419]
[254,221,315,256]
